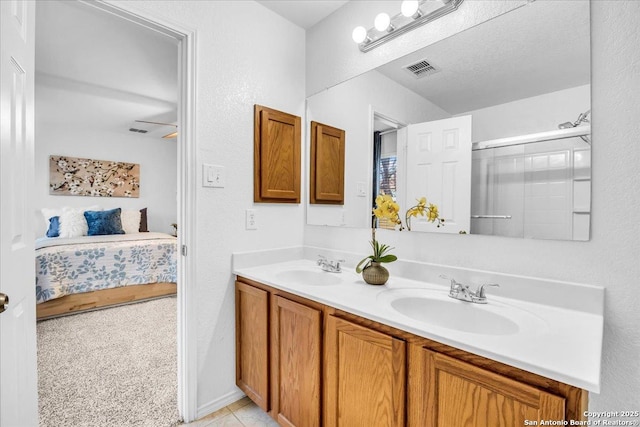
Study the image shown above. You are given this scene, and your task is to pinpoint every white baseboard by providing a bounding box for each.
[196,390,246,420]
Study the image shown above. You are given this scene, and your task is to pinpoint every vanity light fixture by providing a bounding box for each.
[401,0,420,18]
[352,26,369,44]
[374,13,392,32]
[353,0,465,52]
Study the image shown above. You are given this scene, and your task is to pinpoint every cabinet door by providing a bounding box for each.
[272,296,322,427]
[254,104,301,203]
[310,121,345,204]
[235,281,270,411]
[409,346,565,427]
[325,315,405,427]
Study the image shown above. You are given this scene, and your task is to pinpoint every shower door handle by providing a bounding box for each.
[471,215,512,219]
[0,292,8,314]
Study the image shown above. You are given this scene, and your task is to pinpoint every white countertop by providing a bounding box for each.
[233,249,604,393]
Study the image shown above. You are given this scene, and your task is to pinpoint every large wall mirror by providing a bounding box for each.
[306,0,591,241]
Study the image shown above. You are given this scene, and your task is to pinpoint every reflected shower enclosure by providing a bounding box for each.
[471,131,591,240]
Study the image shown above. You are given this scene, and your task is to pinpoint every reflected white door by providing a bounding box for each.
[0,1,38,425]
[405,116,472,234]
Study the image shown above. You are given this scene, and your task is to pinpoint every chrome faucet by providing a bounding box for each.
[440,275,499,304]
[317,255,345,273]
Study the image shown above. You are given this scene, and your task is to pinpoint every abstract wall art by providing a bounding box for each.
[49,155,140,198]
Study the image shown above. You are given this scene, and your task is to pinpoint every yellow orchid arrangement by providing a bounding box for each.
[373,194,444,231]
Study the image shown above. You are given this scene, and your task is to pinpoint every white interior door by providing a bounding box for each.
[0,1,39,426]
[405,115,472,234]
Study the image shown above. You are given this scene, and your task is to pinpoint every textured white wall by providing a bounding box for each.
[108,0,307,413]
[34,83,178,235]
[305,0,640,412]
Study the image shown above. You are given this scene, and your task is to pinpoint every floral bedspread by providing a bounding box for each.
[35,233,177,303]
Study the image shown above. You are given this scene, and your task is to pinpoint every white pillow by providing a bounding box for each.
[58,208,88,238]
[41,207,64,231]
[121,210,142,234]
[57,205,102,238]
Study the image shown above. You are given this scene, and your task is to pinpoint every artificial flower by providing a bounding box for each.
[373,194,444,231]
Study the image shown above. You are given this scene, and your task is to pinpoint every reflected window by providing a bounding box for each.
[373,130,399,230]
[378,157,397,198]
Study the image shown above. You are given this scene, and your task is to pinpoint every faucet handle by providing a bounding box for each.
[476,283,499,298]
[440,274,464,292]
[439,274,454,285]
[440,274,456,284]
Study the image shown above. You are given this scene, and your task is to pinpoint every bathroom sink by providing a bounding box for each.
[379,288,546,336]
[275,269,343,286]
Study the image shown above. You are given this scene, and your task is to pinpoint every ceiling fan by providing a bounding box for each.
[130,120,178,139]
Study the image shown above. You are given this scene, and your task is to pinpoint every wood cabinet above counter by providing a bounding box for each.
[254,105,301,203]
[310,121,345,205]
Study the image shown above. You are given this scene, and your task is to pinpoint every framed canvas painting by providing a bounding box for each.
[49,155,140,198]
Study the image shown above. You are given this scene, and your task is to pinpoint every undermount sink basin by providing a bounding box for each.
[275,269,343,286]
[379,288,546,336]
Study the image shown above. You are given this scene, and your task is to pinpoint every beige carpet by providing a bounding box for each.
[37,297,181,427]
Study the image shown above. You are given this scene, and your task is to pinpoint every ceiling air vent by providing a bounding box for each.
[404,59,440,79]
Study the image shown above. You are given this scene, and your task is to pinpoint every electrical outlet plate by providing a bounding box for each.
[245,209,257,230]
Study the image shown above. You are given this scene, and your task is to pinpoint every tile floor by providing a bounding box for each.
[183,397,279,427]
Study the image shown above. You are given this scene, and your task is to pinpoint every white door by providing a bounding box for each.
[405,116,472,234]
[0,1,39,426]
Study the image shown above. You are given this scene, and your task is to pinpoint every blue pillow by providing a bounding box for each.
[84,208,125,236]
[46,216,60,238]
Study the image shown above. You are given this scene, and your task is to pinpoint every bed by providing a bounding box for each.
[35,232,177,319]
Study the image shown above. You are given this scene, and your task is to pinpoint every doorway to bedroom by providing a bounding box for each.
[33,1,192,424]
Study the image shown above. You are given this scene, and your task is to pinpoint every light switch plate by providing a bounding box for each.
[203,164,225,188]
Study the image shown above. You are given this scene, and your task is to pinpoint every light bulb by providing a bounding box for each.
[352,26,367,43]
[401,0,420,18]
[374,13,391,31]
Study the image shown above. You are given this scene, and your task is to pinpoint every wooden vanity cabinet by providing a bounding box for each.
[235,279,322,427]
[324,315,406,427]
[334,310,586,427]
[236,278,587,427]
[408,345,565,427]
[235,281,270,411]
[271,295,322,427]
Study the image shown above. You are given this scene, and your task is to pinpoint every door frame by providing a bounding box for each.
[80,1,198,421]
[369,106,407,223]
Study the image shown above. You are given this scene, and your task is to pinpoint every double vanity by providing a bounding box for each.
[233,247,603,426]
